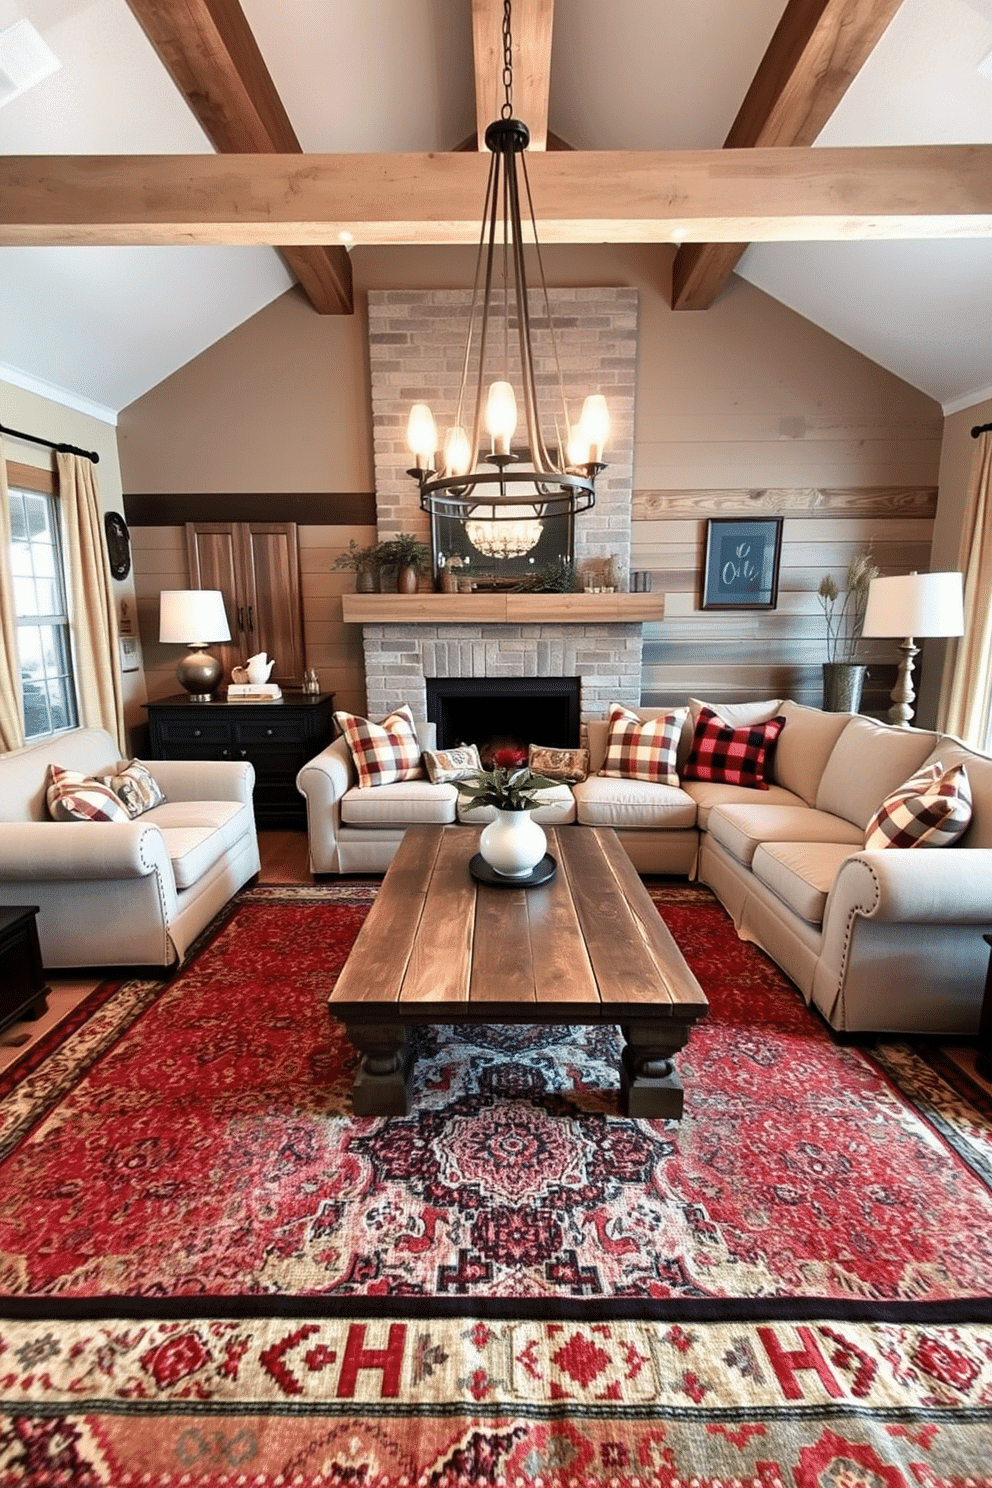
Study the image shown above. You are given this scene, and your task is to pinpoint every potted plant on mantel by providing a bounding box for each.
[455,749,559,879]
[379,533,431,594]
[333,540,381,593]
[817,551,880,712]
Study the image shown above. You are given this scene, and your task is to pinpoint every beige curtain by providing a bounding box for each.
[939,430,992,745]
[0,440,26,752]
[57,452,126,754]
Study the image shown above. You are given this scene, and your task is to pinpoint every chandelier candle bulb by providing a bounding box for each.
[579,394,610,465]
[444,425,472,479]
[407,403,438,471]
[485,381,517,457]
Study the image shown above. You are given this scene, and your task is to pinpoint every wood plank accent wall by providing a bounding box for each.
[632,486,937,717]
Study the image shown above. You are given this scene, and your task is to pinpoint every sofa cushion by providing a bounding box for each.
[458,783,576,826]
[815,716,939,829]
[528,743,590,783]
[334,705,424,788]
[422,743,481,784]
[682,780,807,829]
[751,841,858,925]
[599,703,686,785]
[864,762,972,849]
[46,765,131,824]
[572,776,697,830]
[773,701,853,805]
[683,706,785,790]
[97,759,166,818]
[341,780,458,827]
[149,800,254,890]
[707,802,864,867]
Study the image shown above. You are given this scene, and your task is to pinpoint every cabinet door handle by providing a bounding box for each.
[221,748,229,757]
[237,607,245,632]
[247,605,254,633]
[240,748,248,758]
[192,728,201,738]
[266,728,274,736]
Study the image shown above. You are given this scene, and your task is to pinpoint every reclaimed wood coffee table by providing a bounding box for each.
[328,825,708,1119]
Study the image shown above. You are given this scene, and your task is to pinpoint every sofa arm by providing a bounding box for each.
[296,736,354,872]
[823,848,992,935]
[0,820,176,883]
[141,758,255,805]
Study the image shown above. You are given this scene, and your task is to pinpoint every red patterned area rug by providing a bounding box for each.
[1,881,991,1485]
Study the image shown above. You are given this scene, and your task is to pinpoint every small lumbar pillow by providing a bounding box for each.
[529,743,590,783]
[334,704,424,788]
[598,703,686,786]
[46,764,132,823]
[682,704,786,791]
[422,742,481,784]
[97,759,166,818]
[864,761,972,849]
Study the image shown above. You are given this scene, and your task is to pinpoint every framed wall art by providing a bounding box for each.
[701,517,783,611]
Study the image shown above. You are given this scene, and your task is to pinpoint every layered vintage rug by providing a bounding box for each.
[1,881,991,1484]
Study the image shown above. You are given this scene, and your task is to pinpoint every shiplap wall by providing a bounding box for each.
[632,488,937,715]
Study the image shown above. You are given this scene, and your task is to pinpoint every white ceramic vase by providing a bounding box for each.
[479,808,547,878]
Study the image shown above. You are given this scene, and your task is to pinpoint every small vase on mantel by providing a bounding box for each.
[479,809,547,879]
[396,565,419,594]
[822,661,868,713]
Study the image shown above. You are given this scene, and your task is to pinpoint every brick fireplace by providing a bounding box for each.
[359,287,647,726]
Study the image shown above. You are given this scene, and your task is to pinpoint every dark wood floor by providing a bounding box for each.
[257,829,312,884]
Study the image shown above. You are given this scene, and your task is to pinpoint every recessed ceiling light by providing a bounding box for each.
[0,19,61,110]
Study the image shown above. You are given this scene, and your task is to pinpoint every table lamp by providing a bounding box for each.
[861,570,964,728]
[159,589,232,700]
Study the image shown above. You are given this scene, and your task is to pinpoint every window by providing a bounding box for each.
[9,483,78,740]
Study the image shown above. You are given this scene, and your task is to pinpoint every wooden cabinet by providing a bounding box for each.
[185,521,305,689]
[0,906,49,1033]
[145,693,335,829]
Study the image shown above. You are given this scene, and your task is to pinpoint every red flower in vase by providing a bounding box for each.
[492,746,528,767]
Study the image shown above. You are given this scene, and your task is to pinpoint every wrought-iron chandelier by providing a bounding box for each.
[406,0,609,560]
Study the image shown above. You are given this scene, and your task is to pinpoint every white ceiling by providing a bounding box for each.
[1,0,991,422]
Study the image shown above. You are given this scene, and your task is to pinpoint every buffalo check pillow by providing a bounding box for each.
[334,704,424,788]
[682,704,785,790]
[598,704,686,786]
[864,761,972,849]
[46,764,132,823]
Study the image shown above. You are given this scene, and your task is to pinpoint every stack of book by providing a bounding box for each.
[226,683,282,701]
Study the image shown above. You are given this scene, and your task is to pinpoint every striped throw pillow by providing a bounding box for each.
[598,704,685,786]
[46,764,132,823]
[334,705,424,789]
[97,759,166,818]
[682,705,785,791]
[865,762,972,849]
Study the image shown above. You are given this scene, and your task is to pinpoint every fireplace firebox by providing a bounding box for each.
[426,677,580,765]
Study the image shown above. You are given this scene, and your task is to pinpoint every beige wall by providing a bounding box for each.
[118,242,944,721]
[1,379,147,741]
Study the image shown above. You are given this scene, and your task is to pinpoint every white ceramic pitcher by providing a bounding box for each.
[245,652,275,685]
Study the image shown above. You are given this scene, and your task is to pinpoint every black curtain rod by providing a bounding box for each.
[972,422,992,438]
[0,420,99,464]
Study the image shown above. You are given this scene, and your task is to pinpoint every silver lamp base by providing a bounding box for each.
[175,646,223,701]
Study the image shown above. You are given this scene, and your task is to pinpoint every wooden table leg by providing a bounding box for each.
[620,1019,694,1119]
[342,1021,413,1116]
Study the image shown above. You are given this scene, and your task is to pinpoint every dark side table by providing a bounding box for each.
[0,906,50,1033]
[976,934,992,1082]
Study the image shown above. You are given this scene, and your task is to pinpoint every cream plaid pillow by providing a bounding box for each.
[334,705,424,788]
[46,764,132,823]
[598,704,686,786]
[864,761,972,849]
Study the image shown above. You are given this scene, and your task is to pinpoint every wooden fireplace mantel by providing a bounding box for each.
[341,593,664,624]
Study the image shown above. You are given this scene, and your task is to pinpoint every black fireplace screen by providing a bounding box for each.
[426,677,580,765]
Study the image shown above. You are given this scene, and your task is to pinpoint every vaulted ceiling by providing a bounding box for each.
[1,0,991,419]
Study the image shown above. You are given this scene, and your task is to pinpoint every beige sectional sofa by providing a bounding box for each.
[296,699,992,1037]
[0,727,260,968]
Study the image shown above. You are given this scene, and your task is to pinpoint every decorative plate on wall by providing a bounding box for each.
[104,511,131,580]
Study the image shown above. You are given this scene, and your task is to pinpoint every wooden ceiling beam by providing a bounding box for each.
[472,0,554,150]
[2,146,990,247]
[123,0,352,314]
[672,0,906,311]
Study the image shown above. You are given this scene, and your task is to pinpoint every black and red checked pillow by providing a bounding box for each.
[598,703,686,786]
[334,704,424,788]
[864,761,972,849]
[682,704,786,791]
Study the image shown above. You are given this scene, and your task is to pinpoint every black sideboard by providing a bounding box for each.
[144,692,335,829]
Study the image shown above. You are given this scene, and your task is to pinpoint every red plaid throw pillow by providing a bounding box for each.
[864,762,972,849]
[334,705,424,788]
[598,704,685,785]
[46,764,132,822]
[682,705,785,790]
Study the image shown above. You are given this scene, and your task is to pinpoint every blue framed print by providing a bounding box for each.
[701,517,782,611]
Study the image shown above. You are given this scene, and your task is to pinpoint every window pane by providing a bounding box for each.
[8,495,26,542]
[33,579,59,616]
[10,486,78,740]
[31,543,57,580]
[10,540,33,579]
[24,494,51,539]
[21,682,50,740]
[17,624,41,675]
[13,576,37,614]
[46,678,73,734]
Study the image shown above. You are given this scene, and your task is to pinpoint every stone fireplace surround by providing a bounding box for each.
[361,287,646,728]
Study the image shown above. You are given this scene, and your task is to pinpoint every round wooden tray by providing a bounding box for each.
[468,852,557,889]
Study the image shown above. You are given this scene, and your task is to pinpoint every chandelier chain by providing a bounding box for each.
[501,0,513,119]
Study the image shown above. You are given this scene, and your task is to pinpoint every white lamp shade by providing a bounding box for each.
[861,571,964,639]
[159,589,232,644]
